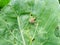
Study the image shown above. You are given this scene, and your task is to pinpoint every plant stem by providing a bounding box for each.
[17,16,26,45]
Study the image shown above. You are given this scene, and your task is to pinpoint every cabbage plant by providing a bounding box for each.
[0,0,60,45]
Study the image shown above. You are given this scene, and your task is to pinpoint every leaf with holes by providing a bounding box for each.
[0,0,60,45]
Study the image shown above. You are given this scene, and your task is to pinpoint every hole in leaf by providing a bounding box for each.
[0,7,2,11]
[32,38,35,42]
[5,19,7,21]
[30,14,33,16]
[54,26,60,37]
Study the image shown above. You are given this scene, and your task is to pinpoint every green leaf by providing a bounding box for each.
[0,0,60,45]
[0,0,10,9]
